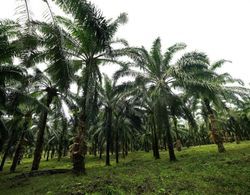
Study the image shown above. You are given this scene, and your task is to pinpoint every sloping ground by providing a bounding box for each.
[0,141,250,195]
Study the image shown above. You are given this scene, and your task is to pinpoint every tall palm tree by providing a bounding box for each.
[115,38,205,161]
[25,0,72,170]
[50,0,128,172]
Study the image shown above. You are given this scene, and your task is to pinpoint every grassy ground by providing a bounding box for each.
[0,141,250,195]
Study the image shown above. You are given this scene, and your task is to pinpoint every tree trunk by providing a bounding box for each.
[0,119,8,153]
[153,131,160,159]
[110,135,114,156]
[93,138,97,157]
[204,99,226,153]
[72,115,87,173]
[99,143,103,159]
[105,107,112,166]
[122,142,125,158]
[10,114,30,172]
[58,119,67,161]
[151,117,160,159]
[46,149,50,161]
[43,150,46,159]
[51,147,55,159]
[166,129,176,161]
[163,135,167,151]
[235,134,240,144]
[10,131,26,172]
[115,128,119,164]
[71,60,92,173]
[0,148,9,171]
[125,140,128,156]
[152,134,156,157]
[63,146,68,157]
[165,114,176,161]
[31,90,54,171]
[0,124,17,171]
[173,117,182,151]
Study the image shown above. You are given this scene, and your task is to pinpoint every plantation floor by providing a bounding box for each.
[0,141,250,195]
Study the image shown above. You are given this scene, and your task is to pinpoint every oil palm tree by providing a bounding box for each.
[114,38,222,161]
[115,38,204,161]
[98,75,132,165]
[178,54,248,152]
[23,0,73,170]
[0,84,46,171]
[49,1,129,172]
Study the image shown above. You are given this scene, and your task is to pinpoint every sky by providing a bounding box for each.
[0,0,250,85]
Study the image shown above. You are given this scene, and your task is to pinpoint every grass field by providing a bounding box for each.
[0,141,250,195]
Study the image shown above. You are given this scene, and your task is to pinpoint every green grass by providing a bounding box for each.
[0,141,250,195]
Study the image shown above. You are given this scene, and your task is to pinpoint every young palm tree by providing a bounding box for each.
[98,75,131,165]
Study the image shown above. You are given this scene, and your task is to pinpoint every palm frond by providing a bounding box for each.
[210,59,231,71]
[163,42,186,66]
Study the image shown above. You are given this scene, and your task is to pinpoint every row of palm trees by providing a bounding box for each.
[0,0,249,174]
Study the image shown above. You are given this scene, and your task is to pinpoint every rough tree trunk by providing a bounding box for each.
[205,99,226,153]
[31,90,54,171]
[166,128,176,161]
[72,115,87,174]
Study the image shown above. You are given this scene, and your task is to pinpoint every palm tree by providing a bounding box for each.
[50,0,128,172]
[0,84,46,171]
[115,38,205,161]
[178,54,248,152]
[30,66,73,170]
[22,0,73,170]
[10,111,31,172]
[98,75,130,165]
[31,95,56,169]
[169,96,197,151]
[0,18,45,171]
[0,20,25,105]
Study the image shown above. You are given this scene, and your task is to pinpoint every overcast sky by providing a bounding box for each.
[1,0,250,85]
